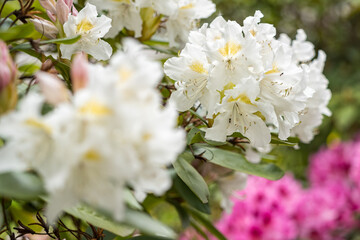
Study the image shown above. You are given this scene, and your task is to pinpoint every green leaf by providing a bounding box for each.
[123,209,176,238]
[124,189,143,211]
[270,134,299,146]
[0,206,3,227]
[187,128,226,146]
[171,202,190,229]
[40,35,81,45]
[0,172,45,199]
[173,177,210,214]
[0,24,35,42]
[185,206,226,240]
[173,152,209,203]
[66,205,134,237]
[192,144,284,180]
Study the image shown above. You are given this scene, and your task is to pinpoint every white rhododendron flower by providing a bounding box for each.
[164,11,331,148]
[89,0,143,38]
[0,39,185,221]
[163,0,216,47]
[60,3,112,60]
[90,0,216,46]
[0,94,54,173]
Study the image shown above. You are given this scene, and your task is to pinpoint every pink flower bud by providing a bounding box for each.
[71,53,89,92]
[36,72,70,105]
[0,41,16,92]
[31,17,59,39]
[39,0,57,21]
[56,0,70,25]
[0,41,17,114]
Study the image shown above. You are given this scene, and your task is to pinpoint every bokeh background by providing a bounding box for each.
[210,0,360,180]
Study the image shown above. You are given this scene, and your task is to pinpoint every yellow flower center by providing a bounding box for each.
[227,93,252,105]
[25,118,52,134]
[79,100,112,116]
[180,3,194,9]
[189,61,208,74]
[265,64,280,75]
[112,0,130,3]
[118,67,133,83]
[142,133,152,141]
[76,18,94,33]
[83,149,101,162]
[219,41,242,57]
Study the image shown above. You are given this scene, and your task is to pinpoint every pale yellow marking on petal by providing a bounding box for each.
[79,100,112,116]
[227,93,252,105]
[142,133,152,141]
[250,29,256,36]
[180,3,194,9]
[265,64,280,75]
[118,67,133,83]
[189,61,208,74]
[83,149,101,162]
[112,0,131,3]
[25,119,52,134]
[218,82,236,103]
[76,18,94,33]
[219,41,242,57]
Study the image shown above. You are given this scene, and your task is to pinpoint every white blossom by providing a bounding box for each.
[0,39,185,222]
[60,3,112,60]
[164,11,331,148]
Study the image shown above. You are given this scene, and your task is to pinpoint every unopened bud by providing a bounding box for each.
[0,41,17,115]
[56,0,70,25]
[31,17,59,39]
[36,72,70,105]
[41,59,55,72]
[71,53,89,92]
[39,0,57,21]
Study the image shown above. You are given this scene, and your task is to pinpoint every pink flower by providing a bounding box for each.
[215,175,302,240]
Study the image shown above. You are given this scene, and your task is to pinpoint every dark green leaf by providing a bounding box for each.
[173,152,209,203]
[123,209,176,238]
[0,172,45,200]
[171,202,190,229]
[173,177,210,214]
[193,144,284,180]
[40,35,81,45]
[66,205,134,237]
[187,128,225,146]
[185,206,226,240]
[0,24,35,42]
[270,134,299,146]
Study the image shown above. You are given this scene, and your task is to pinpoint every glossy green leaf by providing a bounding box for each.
[40,35,81,45]
[66,205,134,237]
[0,172,45,199]
[124,189,143,210]
[270,134,299,146]
[0,24,35,42]
[123,209,176,238]
[173,152,209,203]
[173,177,210,214]
[192,144,284,180]
[187,128,226,146]
[185,206,226,240]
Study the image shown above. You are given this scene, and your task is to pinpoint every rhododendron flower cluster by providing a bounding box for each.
[89,0,216,46]
[164,11,331,148]
[0,39,185,221]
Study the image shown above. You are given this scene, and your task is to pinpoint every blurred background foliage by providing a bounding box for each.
[211,0,360,180]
